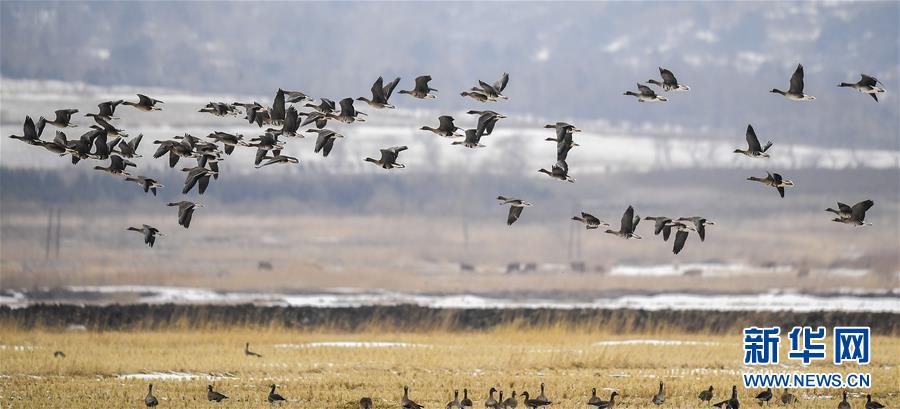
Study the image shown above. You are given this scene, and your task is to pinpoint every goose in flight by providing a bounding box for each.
[748,172,794,198]
[469,110,507,137]
[543,122,581,133]
[420,115,463,137]
[198,102,238,117]
[125,176,164,196]
[269,105,301,136]
[145,384,158,407]
[401,385,424,409]
[827,200,874,226]
[365,146,408,169]
[461,90,491,102]
[474,72,510,100]
[551,128,577,161]
[90,116,128,138]
[123,94,164,111]
[207,385,228,402]
[334,97,367,123]
[624,84,668,102]
[308,129,344,157]
[8,116,42,146]
[93,154,136,177]
[358,76,401,109]
[112,133,143,158]
[734,125,772,158]
[572,212,608,229]
[605,206,642,239]
[771,64,815,101]
[498,196,532,226]
[644,216,675,241]
[168,201,203,229]
[37,109,79,136]
[267,384,286,403]
[669,221,694,254]
[271,89,286,124]
[91,100,124,121]
[181,166,217,194]
[648,67,690,91]
[538,160,575,183]
[675,217,715,241]
[256,150,300,168]
[452,129,486,148]
[839,74,886,102]
[67,129,102,164]
[127,225,163,248]
[588,391,616,409]
[282,89,312,103]
[399,75,437,99]
[40,131,69,155]
[205,132,246,155]
[305,98,337,115]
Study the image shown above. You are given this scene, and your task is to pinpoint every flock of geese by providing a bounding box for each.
[7,64,881,253]
[139,381,887,408]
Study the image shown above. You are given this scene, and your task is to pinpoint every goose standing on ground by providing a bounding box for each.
[256,150,300,168]
[334,97,367,123]
[145,384,158,407]
[651,381,666,405]
[713,385,739,409]
[127,225,163,248]
[245,342,262,357]
[448,390,462,409]
[485,388,499,409]
[498,196,531,226]
[399,75,437,99]
[475,72,510,100]
[587,388,602,408]
[308,129,344,158]
[521,391,550,409]
[771,64,815,101]
[734,125,772,158]
[124,94,164,111]
[624,84,668,102]
[125,176,164,196]
[589,391,616,409]
[644,216,674,241]
[779,389,795,405]
[755,388,773,405]
[605,206,642,239]
[648,67,690,91]
[699,386,714,405]
[452,129,486,149]
[839,74,885,102]
[402,385,424,409]
[837,391,850,409]
[421,116,463,137]
[94,155,136,177]
[181,166,217,194]
[865,394,884,409]
[461,389,473,409]
[359,76,401,109]
[502,391,517,409]
[268,384,286,403]
[572,212,608,229]
[8,116,42,146]
[207,385,228,402]
[167,201,203,229]
[536,384,551,406]
[365,146,408,169]
[538,160,575,183]
[360,397,374,409]
[828,200,874,226]
[747,172,794,198]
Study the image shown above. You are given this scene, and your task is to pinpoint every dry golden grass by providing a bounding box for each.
[1,326,897,408]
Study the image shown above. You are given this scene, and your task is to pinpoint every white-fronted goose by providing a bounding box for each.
[605,206,642,239]
[670,221,693,255]
[399,75,437,99]
[747,172,794,198]
[498,196,532,226]
[676,217,715,241]
[245,342,262,357]
[145,384,158,407]
[126,176,164,196]
[359,76,401,109]
[624,84,667,102]
[282,89,312,103]
[536,384,550,405]
[837,391,850,409]
[644,216,674,241]
[124,94,164,111]
[127,225,164,248]
[207,385,228,402]
[268,384,286,403]
[421,116,462,137]
[93,100,124,121]
[206,132,245,155]
[91,116,128,138]
[828,199,874,226]
[365,146,408,169]
[272,89,286,124]
[461,90,491,102]
[402,385,424,409]
[256,150,299,168]
[648,67,689,91]
[538,160,575,183]
[334,97,367,123]
[199,102,238,117]
[552,128,576,162]
[865,394,884,409]
[452,129,485,148]
[9,116,42,146]
[269,105,301,137]
[475,72,510,100]
[113,133,143,158]
[589,391,616,409]
[38,109,79,134]
[839,74,885,102]
[755,388,772,406]
[771,64,815,101]
[521,391,550,409]
[461,389,473,409]
[40,131,69,155]
[779,389,795,405]
[308,129,344,157]
[734,125,772,158]
[699,386,714,405]
[67,129,102,164]
[361,397,374,409]
[572,212,608,229]
[485,388,499,409]
[713,386,739,409]
[305,98,337,115]
[447,389,461,409]
[167,201,202,228]
[94,154,136,177]
[469,110,506,137]
[651,381,665,405]
[543,122,581,133]
[181,166,217,194]
[502,391,517,409]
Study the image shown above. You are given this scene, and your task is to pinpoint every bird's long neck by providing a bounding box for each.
[270,385,276,394]
[838,82,853,87]
[771,89,786,95]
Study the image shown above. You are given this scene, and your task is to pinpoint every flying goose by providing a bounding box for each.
[125,176,164,196]
[40,131,69,155]
[755,388,773,406]
[828,199,874,226]
[675,216,715,241]
[771,64,815,101]
[94,154,136,177]
[308,129,344,157]
[447,390,461,409]
[461,389,473,409]
[207,385,228,402]
[747,172,794,198]
[498,196,532,226]
[112,133,143,158]
[474,72,510,100]
[469,110,507,137]
[67,129,102,164]
[452,129,486,148]
[698,386,714,405]
[538,160,575,183]
[671,224,691,255]
[552,128,576,161]
[624,84,668,102]
[402,385,424,409]
[271,89,286,124]
[269,105,301,137]
[9,116,42,146]
[305,98,337,115]
[545,126,581,146]
[839,74,885,102]
[605,206,642,239]
[461,90,491,102]
[421,115,463,137]
[124,94,164,111]
[713,386,739,409]
[91,116,129,138]
[837,391,850,409]
[589,391,616,409]
[268,384,286,403]
[206,132,246,155]
[365,146,408,169]
[485,388,499,409]
[245,342,262,357]
[92,100,124,121]
[145,384,158,407]
[38,109,79,135]
[334,97,367,123]
[734,125,772,158]
[648,67,690,91]
[181,166,217,194]
[521,391,550,409]
[651,381,666,405]
[167,201,203,229]
[399,75,437,99]
[199,102,239,117]
[543,122,582,133]
[359,76,401,108]
[127,225,163,248]
[282,89,312,103]
[865,394,884,409]
[361,397,374,409]
[644,216,674,241]
[256,150,300,168]
[572,212,608,229]
[779,389,795,405]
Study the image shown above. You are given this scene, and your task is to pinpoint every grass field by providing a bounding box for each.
[1,326,897,408]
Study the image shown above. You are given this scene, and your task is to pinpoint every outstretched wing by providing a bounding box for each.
[383,77,401,100]
[493,72,509,93]
[438,116,455,132]
[621,206,634,233]
[637,84,654,95]
[789,64,805,94]
[850,200,874,221]
[24,116,38,140]
[859,74,878,87]
[746,125,762,151]
[696,219,707,241]
[673,230,689,254]
[371,77,386,102]
[415,75,432,93]
[507,206,524,225]
[659,67,677,86]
